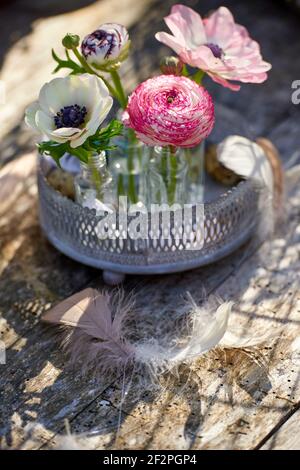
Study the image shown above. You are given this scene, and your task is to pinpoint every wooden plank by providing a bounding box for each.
[0,324,118,449]
[2,167,299,451]
[261,409,300,450]
[0,184,96,349]
[0,167,265,449]
[0,152,36,216]
[0,158,103,449]
[43,176,300,450]
[0,234,262,449]
[0,0,299,452]
[1,174,298,450]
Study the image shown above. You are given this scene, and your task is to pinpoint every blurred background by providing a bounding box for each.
[0,0,299,166]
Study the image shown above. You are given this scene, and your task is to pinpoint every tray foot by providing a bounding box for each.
[103,270,126,285]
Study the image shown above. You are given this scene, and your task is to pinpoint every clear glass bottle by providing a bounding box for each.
[146,146,188,206]
[74,151,113,213]
[185,141,205,203]
[108,129,148,207]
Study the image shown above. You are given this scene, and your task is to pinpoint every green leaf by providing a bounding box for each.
[97,119,124,140]
[37,120,123,166]
[65,143,90,163]
[37,140,68,167]
[86,119,123,153]
[51,48,85,75]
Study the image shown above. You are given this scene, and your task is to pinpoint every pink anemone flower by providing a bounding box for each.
[122,75,214,148]
[155,4,271,91]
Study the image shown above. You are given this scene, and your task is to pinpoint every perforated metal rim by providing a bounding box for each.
[38,158,262,274]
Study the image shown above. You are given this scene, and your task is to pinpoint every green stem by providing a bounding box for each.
[127,150,137,204]
[88,154,103,200]
[160,148,168,205]
[161,147,168,187]
[110,69,137,203]
[117,174,126,197]
[110,70,136,203]
[168,146,178,205]
[110,69,128,109]
[127,128,138,203]
[185,148,195,182]
[71,47,117,97]
[193,69,205,85]
[181,64,189,77]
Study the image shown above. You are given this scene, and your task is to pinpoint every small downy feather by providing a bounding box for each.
[220,328,275,349]
[43,288,135,376]
[43,288,232,378]
[135,296,233,373]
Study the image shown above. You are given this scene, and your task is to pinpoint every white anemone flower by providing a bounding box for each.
[25,74,113,148]
[81,23,130,69]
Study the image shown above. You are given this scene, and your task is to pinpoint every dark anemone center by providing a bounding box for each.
[54,104,87,129]
[206,43,223,59]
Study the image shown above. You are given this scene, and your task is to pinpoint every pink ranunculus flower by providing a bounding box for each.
[122,75,214,148]
[155,4,272,91]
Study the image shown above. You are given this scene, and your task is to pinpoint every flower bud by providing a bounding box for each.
[160,56,184,76]
[62,33,80,49]
[81,23,130,71]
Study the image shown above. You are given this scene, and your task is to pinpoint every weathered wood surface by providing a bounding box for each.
[44,174,300,451]
[0,159,299,450]
[261,409,300,450]
[0,0,300,451]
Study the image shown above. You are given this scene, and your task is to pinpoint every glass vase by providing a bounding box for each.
[146,146,188,206]
[74,151,113,213]
[108,129,148,207]
[185,141,205,203]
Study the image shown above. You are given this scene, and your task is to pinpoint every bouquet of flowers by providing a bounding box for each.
[25,4,271,210]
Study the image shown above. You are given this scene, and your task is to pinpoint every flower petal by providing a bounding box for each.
[168,4,206,48]
[155,31,184,55]
[203,6,236,49]
[35,109,55,134]
[188,45,234,72]
[88,96,113,131]
[51,127,83,139]
[35,110,70,143]
[72,74,108,110]
[207,72,241,91]
[69,129,89,148]
[39,77,73,115]
[24,101,40,132]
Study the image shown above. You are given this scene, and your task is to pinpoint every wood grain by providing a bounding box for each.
[1,167,299,449]
[0,0,299,450]
[43,173,300,450]
[261,409,300,450]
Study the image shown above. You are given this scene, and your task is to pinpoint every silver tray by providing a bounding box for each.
[38,157,263,283]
